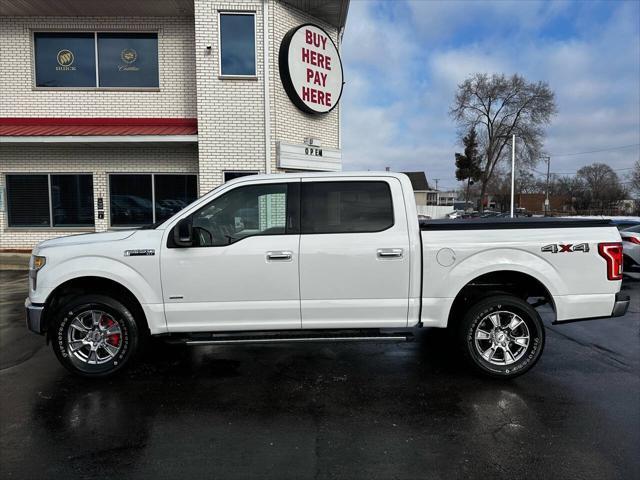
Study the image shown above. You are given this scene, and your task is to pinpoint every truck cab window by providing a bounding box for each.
[301,181,394,234]
[191,183,289,246]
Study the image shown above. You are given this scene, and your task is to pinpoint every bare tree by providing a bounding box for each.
[450,73,557,211]
[576,163,627,212]
[631,159,640,194]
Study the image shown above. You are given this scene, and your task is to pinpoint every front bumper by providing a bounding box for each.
[25,298,46,335]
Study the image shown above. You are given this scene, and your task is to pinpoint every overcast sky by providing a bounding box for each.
[340,0,640,191]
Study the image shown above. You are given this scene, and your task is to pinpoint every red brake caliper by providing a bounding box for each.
[103,317,121,347]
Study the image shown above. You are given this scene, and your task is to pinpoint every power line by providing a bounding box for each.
[549,143,640,157]
[532,167,632,176]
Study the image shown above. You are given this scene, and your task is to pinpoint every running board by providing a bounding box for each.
[165,329,414,346]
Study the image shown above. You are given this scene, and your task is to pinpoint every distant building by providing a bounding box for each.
[402,171,431,206]
[401,171,457,206]
[436,190,457,206]
[516,194,573,213]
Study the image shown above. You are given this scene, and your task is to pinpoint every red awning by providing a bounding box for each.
[0,118,198,136]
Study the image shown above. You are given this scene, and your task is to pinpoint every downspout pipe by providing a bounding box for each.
[263,0,271,174]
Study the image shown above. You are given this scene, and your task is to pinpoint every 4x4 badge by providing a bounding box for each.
[541,243,589,253]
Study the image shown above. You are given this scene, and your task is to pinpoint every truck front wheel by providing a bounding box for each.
[51,294,139,378]
[459,294,545,379]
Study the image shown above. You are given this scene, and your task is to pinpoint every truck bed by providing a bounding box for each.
[420,217,612,230]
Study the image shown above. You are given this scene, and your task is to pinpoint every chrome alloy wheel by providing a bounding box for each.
[474,310,530,366]
[66,310,123,365]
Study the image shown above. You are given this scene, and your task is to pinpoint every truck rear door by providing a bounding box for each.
[299,177,411,328]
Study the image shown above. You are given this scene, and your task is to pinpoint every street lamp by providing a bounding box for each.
[498,134,517,218]
[540,156,551,216]
[510,134,516,218]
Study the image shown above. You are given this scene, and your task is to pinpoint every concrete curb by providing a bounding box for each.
[0,253,30,271]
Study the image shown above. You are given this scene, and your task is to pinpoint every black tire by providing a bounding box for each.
[458,294,545,379]
[51,294,139,378]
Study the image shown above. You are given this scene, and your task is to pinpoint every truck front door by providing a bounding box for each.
[161,179,301,332]
[299,178,410,328]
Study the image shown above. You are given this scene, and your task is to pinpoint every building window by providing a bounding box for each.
[219,13,256,76]
[109,174,197,226]
[223,171,259,182]
[301,181,394,234]
[97,33,159,87]
[154,174,198,222]
[6,174,94,227]
[34,32,159,88]
[190,183,289,247]
[34,33,96,87]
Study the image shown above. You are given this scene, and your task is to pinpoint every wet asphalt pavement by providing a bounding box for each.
[0,271,638,480]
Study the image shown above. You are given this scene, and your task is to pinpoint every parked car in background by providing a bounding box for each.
[621,225,640,274]
[611,219,640,231]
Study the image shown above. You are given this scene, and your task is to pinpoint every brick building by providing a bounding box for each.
[0,0,349,249]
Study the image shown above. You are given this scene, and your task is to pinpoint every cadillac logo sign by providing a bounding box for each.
[56,49,76,70]
[279,24,344,114]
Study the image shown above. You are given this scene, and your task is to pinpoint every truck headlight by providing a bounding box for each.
[29,255,46,290]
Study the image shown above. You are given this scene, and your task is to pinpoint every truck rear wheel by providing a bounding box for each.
[458,294,545,379]
[51,294,139,378]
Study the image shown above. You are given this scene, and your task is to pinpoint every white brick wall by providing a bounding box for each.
[0,144,198,249]
[270,1,341,171]
[0,16,197,118]
[194,0,341,194]
[0,1,343,249]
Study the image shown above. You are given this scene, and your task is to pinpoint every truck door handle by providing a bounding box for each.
[377,248,404,258]
[266,251,293,261]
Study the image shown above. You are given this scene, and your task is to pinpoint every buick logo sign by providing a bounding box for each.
[56,49,74,67]
[279,24,344,114]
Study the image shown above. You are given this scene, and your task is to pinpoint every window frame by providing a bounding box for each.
[300,180,396,235]
[108,173,198,228]
[217,11,258,79]
[5,173,95,229]
[31,30,160,91]
[167,181,300,248]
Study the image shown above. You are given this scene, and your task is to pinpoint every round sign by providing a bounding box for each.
[279,24,344,114]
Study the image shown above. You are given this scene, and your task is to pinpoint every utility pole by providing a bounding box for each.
[510,134,516,218]
[434,179,439,191]
[433,179,440,206]
[540,156,551,217]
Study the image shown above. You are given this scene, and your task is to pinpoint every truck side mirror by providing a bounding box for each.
[173,217,193,247]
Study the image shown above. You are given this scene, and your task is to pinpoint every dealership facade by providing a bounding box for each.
[0,0,348,250]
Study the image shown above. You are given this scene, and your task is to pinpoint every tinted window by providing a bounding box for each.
[109,175,153,226]
[191,184,288,246]
[34,32,96,87]
[623,224,640,233]
[301,181,394,234]
[223,171,259,182]
[6,175,50,227]
[220,14,256,76]
[154,175,198,222]
[97,33,159,87]
[51,175,94,226]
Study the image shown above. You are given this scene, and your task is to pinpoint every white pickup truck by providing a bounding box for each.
[25,172,629,379]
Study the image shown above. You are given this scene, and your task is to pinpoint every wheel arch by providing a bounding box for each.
[43,276,149,343]
[447,270,555,329]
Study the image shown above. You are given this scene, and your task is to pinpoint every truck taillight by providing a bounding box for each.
[598,242,623,281]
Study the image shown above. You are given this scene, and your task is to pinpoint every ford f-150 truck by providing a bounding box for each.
[25,172,629,379]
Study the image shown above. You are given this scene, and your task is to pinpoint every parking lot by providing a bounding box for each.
[1,270,638,480]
